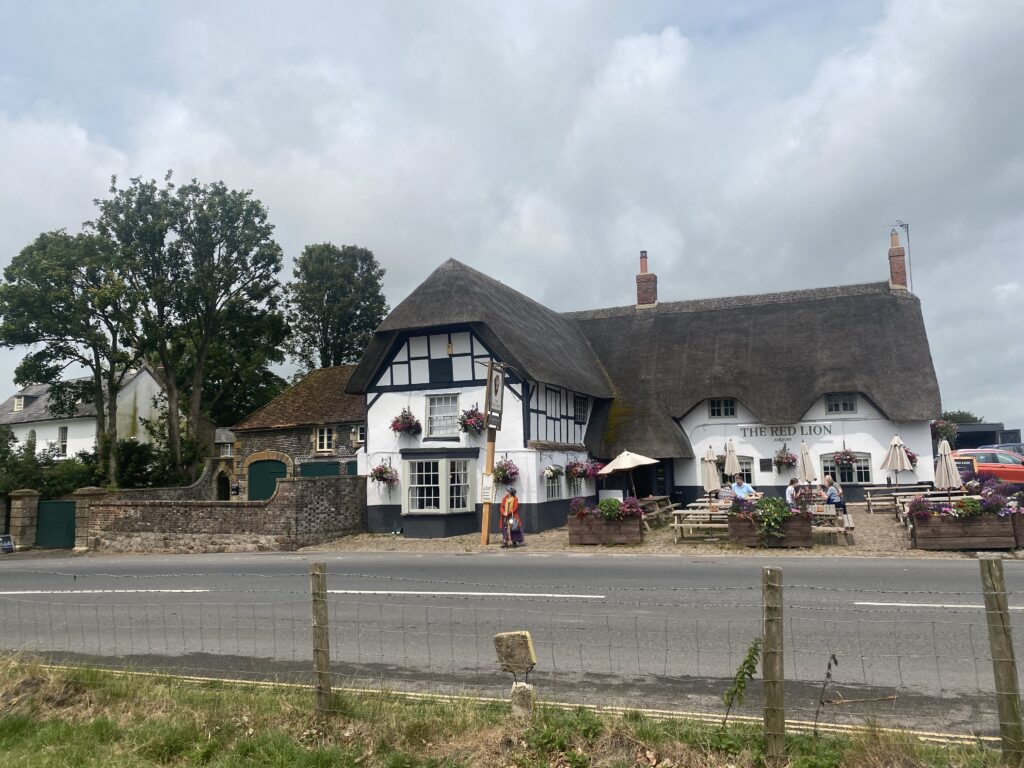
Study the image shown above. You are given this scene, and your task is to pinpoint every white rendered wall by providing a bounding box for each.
[11,418,95,457]
[677,396,935,489]
[116,369,162,442]
[360,381,591,508]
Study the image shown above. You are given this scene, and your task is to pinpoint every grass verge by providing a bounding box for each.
[0,656,1001,767]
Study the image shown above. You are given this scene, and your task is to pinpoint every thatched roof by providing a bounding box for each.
[234,365,364,431]
[571,282,941,458]
[347,259,613,398]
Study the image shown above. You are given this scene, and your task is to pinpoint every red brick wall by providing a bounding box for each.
[636,273,658,305]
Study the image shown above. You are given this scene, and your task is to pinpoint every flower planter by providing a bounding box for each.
[912,515,1017,550]
[567,516,643,545]
[728,516,813,548]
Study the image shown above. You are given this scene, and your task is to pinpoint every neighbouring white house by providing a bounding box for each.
[0,367,165,457]
[346,231,941,538]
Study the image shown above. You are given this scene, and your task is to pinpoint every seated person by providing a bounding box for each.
[823,476,846,511]
[731,474,756,498]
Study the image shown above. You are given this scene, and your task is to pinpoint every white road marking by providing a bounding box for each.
[328,589,605,599]
[855,601,1024,610]
[0,589,211,595]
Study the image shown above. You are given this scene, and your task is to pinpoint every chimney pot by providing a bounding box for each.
[887,231,907,290]
[639,250,648,274]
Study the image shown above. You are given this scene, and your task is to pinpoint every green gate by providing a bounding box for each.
[248,460,287,501]
[299,462,340,478]
[36,500,76,548]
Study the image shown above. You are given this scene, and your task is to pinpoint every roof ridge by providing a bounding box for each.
[563,281,897,320]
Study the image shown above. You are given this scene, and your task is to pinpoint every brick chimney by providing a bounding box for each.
[636,250,658,307]
[888,228,907,290]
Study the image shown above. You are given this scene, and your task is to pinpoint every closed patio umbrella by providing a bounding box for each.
[598,450,659,498]
[798,442,816,484]
[934,440,962,498]
[880,435,915,486]
[724,440,742,479]
[701,446,721,504]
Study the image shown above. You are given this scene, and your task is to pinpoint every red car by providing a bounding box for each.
[951,449,1024,483]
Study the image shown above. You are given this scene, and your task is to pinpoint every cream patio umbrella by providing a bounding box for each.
[723,440,742,479]
[598,450,659,498]
[701,446,721,504]
[798,442,816,484]
[933,440,962,499]
[880,434,915,486]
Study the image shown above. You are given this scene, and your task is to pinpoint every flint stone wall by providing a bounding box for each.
[86,475,365,553]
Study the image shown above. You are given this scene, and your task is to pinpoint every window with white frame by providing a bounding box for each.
[57,426,68,457]
[709,398,736,418]
[13,396,24,412]
[573,395,588,423]
[821,452,872,485]
[720,456,753,485]
[316,427,335,451]
[219,442,234,457]
[356,424,366,444]
[569,476,585,498]
[546,472,562,500]
[404,458,474,514]
[426,394,459,437]
[825,393,857,414]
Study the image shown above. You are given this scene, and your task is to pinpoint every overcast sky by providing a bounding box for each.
[1,0,1022,430]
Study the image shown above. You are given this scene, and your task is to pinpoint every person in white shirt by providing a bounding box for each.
[785,477,799,508]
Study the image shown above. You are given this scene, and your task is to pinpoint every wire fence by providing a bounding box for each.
[1,563,1022,750]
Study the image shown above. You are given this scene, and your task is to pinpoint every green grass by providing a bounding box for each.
[0,657,1004,767]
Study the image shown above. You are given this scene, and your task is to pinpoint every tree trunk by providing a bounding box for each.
[158,353,183,473]
[104,366,119,485]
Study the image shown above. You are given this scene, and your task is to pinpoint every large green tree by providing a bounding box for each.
[90,174,286,476]
[940,409,984,424]
[0,230,138,482]
[286,243,388,372]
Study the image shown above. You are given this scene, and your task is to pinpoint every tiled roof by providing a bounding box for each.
[233,365,365,431]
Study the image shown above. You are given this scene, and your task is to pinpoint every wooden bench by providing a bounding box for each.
[639,496,679,531]
[671,509,729,542]
[810,504,855,545]
[864,485,933,516]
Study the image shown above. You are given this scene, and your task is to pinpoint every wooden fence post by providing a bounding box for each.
[762,566,785,764]
[310,562,332,718]
[981,558,1024,765]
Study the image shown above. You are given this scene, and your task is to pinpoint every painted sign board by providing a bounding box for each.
[954,456,977,478]
[737,423,834,443]
[485,364,504,430]
[0,534,13,554]
[480,473,494,503]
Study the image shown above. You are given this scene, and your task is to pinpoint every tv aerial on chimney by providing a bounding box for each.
[892,220,912,293]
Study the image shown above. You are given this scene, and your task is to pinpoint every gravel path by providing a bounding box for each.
[307,504,1014,559]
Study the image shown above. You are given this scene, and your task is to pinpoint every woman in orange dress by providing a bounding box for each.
[500,487,523,548]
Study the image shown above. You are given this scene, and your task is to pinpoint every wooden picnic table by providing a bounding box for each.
[638,495,679,531]
[671,508,728,542]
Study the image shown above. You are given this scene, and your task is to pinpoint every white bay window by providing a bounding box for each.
[404,457,474,514]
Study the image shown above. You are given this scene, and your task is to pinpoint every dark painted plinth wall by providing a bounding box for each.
[367,496,591,538]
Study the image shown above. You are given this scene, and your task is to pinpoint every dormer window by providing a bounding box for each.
[709,398,736,419]
[13,396,24,412]
[825,393,857,414]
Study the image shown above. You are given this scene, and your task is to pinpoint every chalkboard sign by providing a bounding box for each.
[954,456,977,477]
[0,534,13,554]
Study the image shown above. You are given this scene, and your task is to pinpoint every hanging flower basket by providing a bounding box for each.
[458,406,486,435]
[905,449,918,468]
[543,465,564,480]
[390,408,422,436]
[832,449,857,467]
[492,458,520,485]
[773,445,798,473]
[566,459,605,479]
[369,463,399,486]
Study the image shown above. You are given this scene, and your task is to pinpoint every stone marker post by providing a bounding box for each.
[494,630,537,717]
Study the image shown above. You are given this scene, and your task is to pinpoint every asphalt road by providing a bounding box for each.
[1,549,1022,735]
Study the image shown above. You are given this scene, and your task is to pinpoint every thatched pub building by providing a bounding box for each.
[347,232,940,537]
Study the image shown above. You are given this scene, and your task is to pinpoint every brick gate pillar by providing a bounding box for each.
[73,486,112,552]
[8,489,41,551]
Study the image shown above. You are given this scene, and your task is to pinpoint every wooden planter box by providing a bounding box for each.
[728,515,813,548]
[912,515,1017,550]
[567,516,643,545]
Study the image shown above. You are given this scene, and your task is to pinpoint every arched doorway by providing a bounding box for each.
[216,473,231,500]
[248,460,287,500]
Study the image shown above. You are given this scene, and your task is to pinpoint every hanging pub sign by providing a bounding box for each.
[485,363,504,430]
[0,534,13,554]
